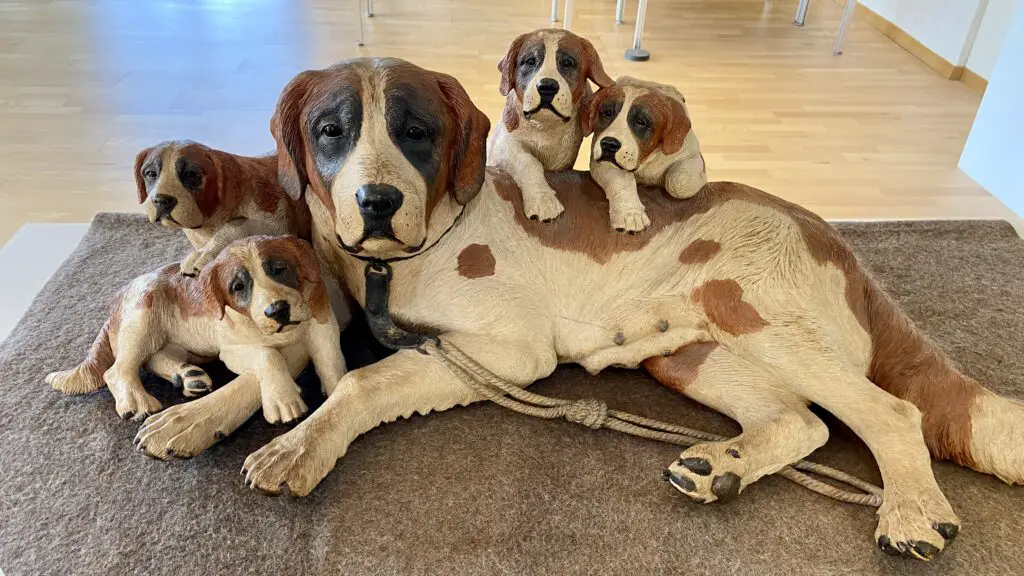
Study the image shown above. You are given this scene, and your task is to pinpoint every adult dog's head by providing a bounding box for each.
[584,77,693,171]
[498,28,613,126]
[270,58,490,261]
[135,140,231,229]
[202,235,327,335]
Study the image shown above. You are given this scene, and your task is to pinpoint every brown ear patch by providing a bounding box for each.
[557,32,614,105]
[642,341,719,393]
[271,70,324,202]
[582,85,625,137]
[498,32,534,97]
[133,147,157,204]
[457,244,496,279]
[634,91,691,160]
[679,239,720,264]
[502,94,521,132]
[436,72,491,205]
[691,279,768,336]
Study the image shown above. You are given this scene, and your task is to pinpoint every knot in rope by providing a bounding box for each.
[562,399,608,429]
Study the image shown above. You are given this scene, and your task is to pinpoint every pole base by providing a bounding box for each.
[625,48,650,61]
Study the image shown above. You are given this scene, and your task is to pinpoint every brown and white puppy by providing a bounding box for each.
[135,141,311,276]
[488,28,613,222]
[584,76,707,233]
[46,236,347,446]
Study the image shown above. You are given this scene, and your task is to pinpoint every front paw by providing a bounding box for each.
[610,207,650,234]
[875,491,959,560]
[113,388,163,421]
[523,191,565,223]
[664,442,746,504]
[172,365,214,397]
[242,426,335,496]
[262,387,308,425]
[180,249,214,277]
[134,402,226,460]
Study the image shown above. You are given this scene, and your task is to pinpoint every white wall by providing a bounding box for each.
[959,0,1024,217]
[858,0,986,64]
[966,0,1022,78]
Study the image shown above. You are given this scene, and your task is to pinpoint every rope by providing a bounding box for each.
[425,339,883,508]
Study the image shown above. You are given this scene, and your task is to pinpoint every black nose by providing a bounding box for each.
[264,300,291,324]
[537,78,560,97]
[600,137,622,154]
[152,195,177,218]
[356,184,403,220]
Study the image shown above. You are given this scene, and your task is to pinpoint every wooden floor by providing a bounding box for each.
[0,0,1015,246]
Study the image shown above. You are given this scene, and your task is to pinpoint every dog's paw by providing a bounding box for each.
[242,426,335,496]
[875,491,959,560]
[180,249,214,277]
[113,387,163,421]
[262,387,308,425]
[134,402,226,460]
[610,207,651,234]
[523,191,564,223]
[172,364,213,397]
[664,442,747,504]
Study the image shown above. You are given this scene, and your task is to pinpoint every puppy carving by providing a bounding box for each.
[584,77,707,233]
[488,28,613,222]
[46,236,346,427]
[135,141,311,276]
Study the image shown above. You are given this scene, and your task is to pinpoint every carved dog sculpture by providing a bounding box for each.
[46,236,346,438]
[135,140,310,276]
[584,76,707,233]
[488,28,613,222]
[146,58,1022,561]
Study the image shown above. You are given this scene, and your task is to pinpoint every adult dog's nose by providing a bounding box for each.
[152,195,177,218]
[356,184,403,220]
[537,78,560,98]
[264,300,291,324]
[599,137,622,155]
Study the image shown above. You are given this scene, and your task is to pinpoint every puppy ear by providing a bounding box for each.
[580,88,605,136]
[661,97,691,156]
[497,33,529,97]
[133,147,154,204]
[436,72,491,205]
[579,37,614,89]
[197,148,227,218]
[270,71,319,201]
[199,260,229,320]
[292,239,323,285]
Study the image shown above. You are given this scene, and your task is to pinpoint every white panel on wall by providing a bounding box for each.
[966,0,1021,78]
[858,0,985,63]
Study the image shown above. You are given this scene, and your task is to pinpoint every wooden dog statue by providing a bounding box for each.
[46,235,346,425]
[135,140,310,276]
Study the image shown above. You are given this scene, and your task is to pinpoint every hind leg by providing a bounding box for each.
[104,315,164,420]
[146,344,213,397]
[645,343,829,503]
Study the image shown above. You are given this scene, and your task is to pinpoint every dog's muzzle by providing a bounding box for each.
[152,195,177,220]
[597,137,628,170]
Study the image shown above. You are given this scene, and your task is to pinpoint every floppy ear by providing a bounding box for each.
[133,147,154,204]
[196,150,227,218]
[292,239,323,285]
[579,37,614,89]
[662,97,692,156]
[580,88,606,136]
[270,71,319,201]
[436,72,491,205]
[198,260,229,320]
[497,33,529,97]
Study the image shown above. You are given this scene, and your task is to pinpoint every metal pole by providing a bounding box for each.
[551,0,559,22]
[833,0,856,55]
[794,0,810,26]
[367,0,374,17]
[563,0,573,30]
[625,0,649,61]
[357,0,365,46]
[615,0,625,24]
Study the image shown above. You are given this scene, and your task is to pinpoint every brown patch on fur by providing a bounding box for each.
[434,71,491,206]
[692,280,768,336]
[642,342,719,394]
[255,235,330,323]
[582,85,625,136]
[556,31,614,103]
[502,93,521,132]
[133,147,155,204]
[679,239,720,264]
[457,244,496,279]
[497,32,545,98]
[633,90,690,159]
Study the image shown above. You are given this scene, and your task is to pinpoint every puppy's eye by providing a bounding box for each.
[320,123,343,138]
[270,264,288,277]
[405,125,427,141]
[522,57,537,67]
[635,116,650,128]
[560,57,576,68]
[144,169,158,179]
[230,280,246,293]
[601,104,616,119]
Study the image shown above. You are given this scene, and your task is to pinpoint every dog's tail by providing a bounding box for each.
[46,318,116,395]
[864,282,1024,484]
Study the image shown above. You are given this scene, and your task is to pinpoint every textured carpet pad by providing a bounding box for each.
[1,214,1023,575]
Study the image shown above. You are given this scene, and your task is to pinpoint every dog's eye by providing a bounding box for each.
[559,57,576,68]
[270,264,288,277]
[635,116,650,128]
[230,281,246,293]
[144,169,158,180]
[521,57,537,67]
[601,104,616,119]
[404,125,427,141]
[320,123,343,138]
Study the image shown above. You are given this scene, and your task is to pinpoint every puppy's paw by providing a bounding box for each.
[135,401,227,460]
[180,249,214,277]
[523,191,565,223]
[262,386,308,425]
[113,387,163,421]
[172,364,213,397]
[664,442,747,504]
[243,426,335,496]
[610,207,651,234]
[875,490,959,560]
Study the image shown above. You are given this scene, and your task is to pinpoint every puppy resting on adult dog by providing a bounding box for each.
[46,236,346,431]
[585,77,707,232]
[488,28,613,222]
[135,141,310,276]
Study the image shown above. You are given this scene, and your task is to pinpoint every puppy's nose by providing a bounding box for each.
[356,184,403,220]
[600,137,622,155]
[537,78,560,98]
[152,195,177,218]
[264,300,291,324]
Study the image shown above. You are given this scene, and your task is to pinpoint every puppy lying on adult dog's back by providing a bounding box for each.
[135,140,310,276]
[488,28,613,222]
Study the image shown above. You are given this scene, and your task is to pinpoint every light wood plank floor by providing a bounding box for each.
[0,0,1015,247]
